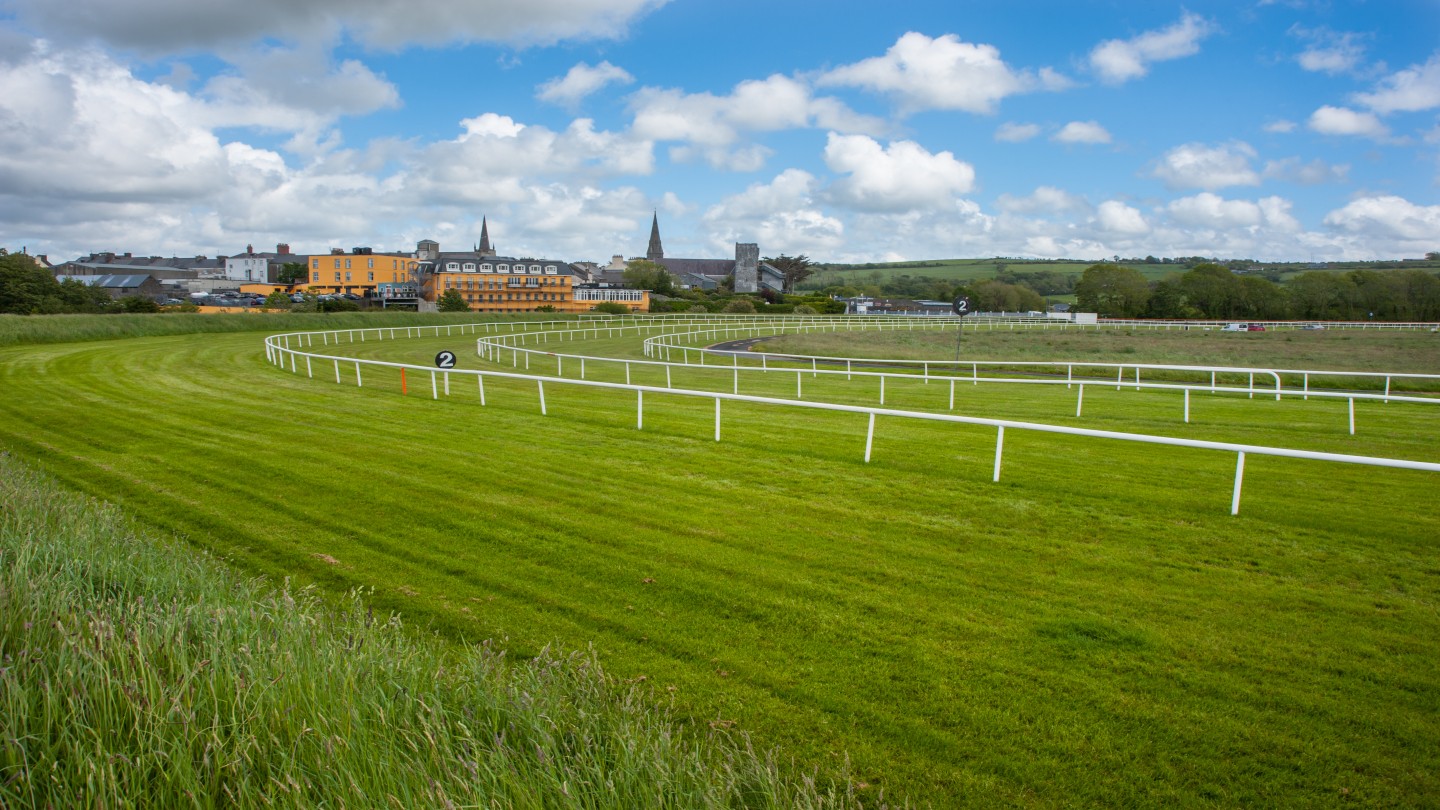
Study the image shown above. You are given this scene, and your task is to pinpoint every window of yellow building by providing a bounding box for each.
[345,272,351,281]
[368,272,374,281]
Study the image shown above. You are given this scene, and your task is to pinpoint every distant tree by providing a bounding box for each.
[1426,252,1439,261]
[1145,276,1196,319]
[0,252,61,314]
[263,289,292,310]
[1179,263,1243,319]
[762,254,816,293]
[56,278,112,313]
[966,279,1045,313]
[437,288,470,312]
[1074,264,1150,317]
[722,298,756,313]
[623,259,677,296]
[534,304,556,312]
[117,295,160,313]
[277,262,309,285]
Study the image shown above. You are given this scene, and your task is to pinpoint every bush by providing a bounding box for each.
[793,304,818,315]
[687,304,709,314]
[722,298,756,314]
[593,301,630,315]
[117,296,160,313]
[437,289,470,312]
[263,290,292,310]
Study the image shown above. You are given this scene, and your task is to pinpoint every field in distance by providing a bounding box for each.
[1,319,1437,807]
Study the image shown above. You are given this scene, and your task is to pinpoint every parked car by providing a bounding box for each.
[1302,323,1326,330]
[1221,323,1247,332]
[1246,324,1266,332]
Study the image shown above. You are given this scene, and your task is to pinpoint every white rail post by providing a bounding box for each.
[290,353,297,373]
[581,358,585,379]
[1303,373,1309,400]
[864,413,876,462]
[306,357,312,378]
[949,379,955,410]
[1116,366,1123,391]
[538,380,546,415]
[666,365,672,388]
[1349,398,1355,435]
[444,372,450,396]
[880,375,886,405]
[1211,371,1216,393]
[478,375,486,405]
[733,367,739,394]
[1184,388,1191,423]
[1067,365,1072,389]
[1385,376,1391,403]
[355,362,362,387]
[1230,452,1246,515]
[797,371,803,399]
[993,426,1005,482]
[431,371,438,400]
[334,359,341,383]
[637,390,644,430]
[714,398,721,441]
[924,362,929,383]
[1135,367,1140,390]
[557,357,563,377]
[972,363,978,385]
[846,359,851,380]
[1076,384,1085,417]
[1248,372,1254,399]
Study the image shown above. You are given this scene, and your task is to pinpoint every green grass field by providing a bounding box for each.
[2,317,1438,807]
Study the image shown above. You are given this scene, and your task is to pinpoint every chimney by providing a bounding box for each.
[246,244,254,254]
[123,252,132,259]
[277,243,290,255]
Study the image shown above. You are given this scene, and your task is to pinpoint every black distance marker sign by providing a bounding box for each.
[435,350,457,369]
[952,294,973,317]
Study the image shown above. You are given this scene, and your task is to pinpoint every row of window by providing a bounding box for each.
[313,271,403,283]
[445,262,558,274]
[462,292,566,302]
[312,257,398,271]
[443,276,566,289]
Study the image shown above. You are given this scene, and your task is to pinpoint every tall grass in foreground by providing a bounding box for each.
[0,453,874,809]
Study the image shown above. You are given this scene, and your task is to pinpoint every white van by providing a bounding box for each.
[1221,323,1247,332]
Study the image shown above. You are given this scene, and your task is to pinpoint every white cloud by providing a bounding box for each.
[1053,120,1111,145]
[536,60,633,108]
[1353,53,1440,114]
[5,0,670,52]
[1167,192,1265,229]
[994,122,1040,142]
[1089,12,1214,84]
[1095,200,1148,234]
[701,169,845,254]
[1323,195,1440,242]
[1263,119,1296,134]
[1308,105,1389,138]
[628,74,883,169]
[822,133,976,212]
[1290,26,1367,76]
[1262,157,1348,185]
[996,186,1088,215]
[1151,142,1260,190]
[818,32,1054,114]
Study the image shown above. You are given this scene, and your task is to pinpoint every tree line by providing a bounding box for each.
[1076,262,1440,321]
[0,252,163,314]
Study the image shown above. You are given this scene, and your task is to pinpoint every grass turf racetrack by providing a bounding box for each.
[2,316,1438,807]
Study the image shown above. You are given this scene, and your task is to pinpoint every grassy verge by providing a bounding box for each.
[0,451,870,808]
[2,328,1438,806]
[0,311,584,348]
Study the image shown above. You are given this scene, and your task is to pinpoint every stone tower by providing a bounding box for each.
[646,212,664,261]
[734,242,759,293]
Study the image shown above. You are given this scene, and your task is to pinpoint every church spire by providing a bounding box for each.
[646,211,664,261]
[478,217,494,257]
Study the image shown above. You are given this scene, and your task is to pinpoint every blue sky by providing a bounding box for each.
[0,0,1436,263]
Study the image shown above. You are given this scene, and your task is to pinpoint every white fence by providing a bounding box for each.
[262,317,1440,516]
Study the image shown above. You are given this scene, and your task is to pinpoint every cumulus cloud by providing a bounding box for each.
[994,122,1040,142]
[1089,12,1214,84]
[1352,53,1440,114]
[1151,142,1260,190]
[701,169,845,254]
[818,32,1060,114]
[628,74,882,170]
[1095,200,1148,234]
[1165,192,1299,231]
[5,0,670,53]
[1308,105,1389,138]
[1263,119,1296,134]
[536,60,633,108]
[1323,195,1440,242]
[1053,120,1111,144]
[822,133,976,212]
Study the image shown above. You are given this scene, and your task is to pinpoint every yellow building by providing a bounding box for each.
[302,249,412,297]
[419,245,649,313]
